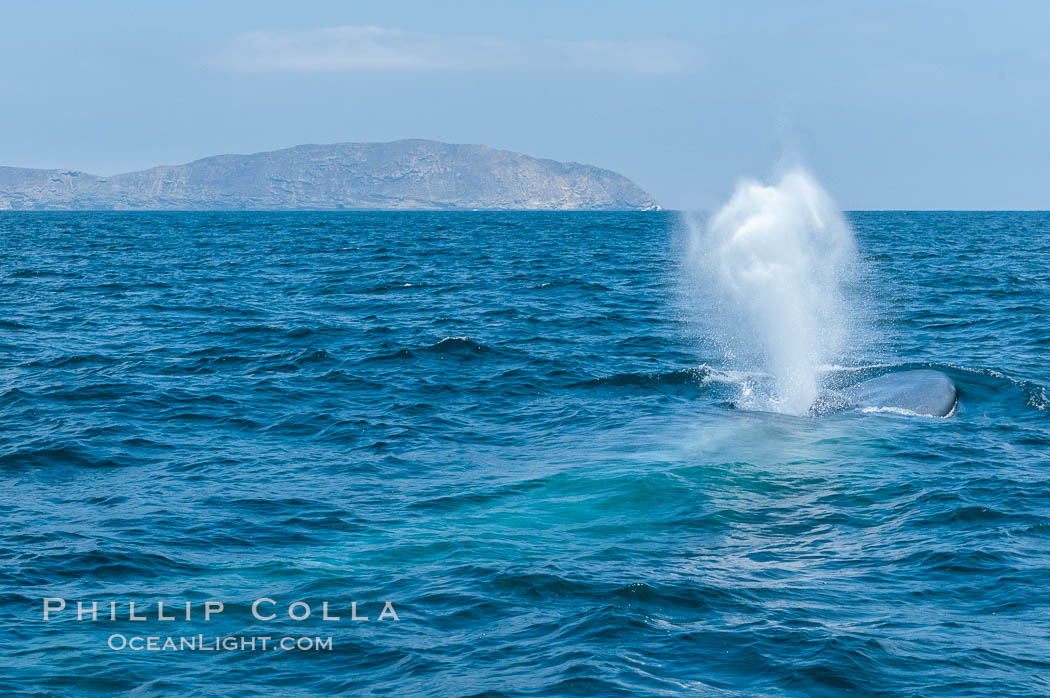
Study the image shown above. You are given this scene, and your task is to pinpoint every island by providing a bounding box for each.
[0,139,659,211]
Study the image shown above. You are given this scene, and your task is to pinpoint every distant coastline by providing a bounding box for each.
[0,139,659,212]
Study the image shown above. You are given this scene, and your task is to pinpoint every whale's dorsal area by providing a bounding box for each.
[846,369,958,417]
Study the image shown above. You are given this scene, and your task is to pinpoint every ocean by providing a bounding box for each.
[1,210,1049,695]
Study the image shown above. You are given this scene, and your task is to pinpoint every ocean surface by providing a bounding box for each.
[1,211,1049,696]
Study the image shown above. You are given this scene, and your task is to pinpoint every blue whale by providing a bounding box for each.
[845,369,958,417]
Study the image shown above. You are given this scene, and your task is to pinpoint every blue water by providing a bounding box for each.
[1,211,1049,695]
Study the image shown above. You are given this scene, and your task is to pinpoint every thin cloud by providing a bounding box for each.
[216,25,696,75]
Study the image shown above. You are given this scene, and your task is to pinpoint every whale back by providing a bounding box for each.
[846,369,958,417]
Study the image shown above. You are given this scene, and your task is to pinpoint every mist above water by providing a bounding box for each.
[686,168,859,415]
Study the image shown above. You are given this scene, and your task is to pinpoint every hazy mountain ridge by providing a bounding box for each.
[0,140,659,211]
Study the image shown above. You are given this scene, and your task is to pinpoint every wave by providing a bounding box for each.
[139,303,264,317]
[0,443,130,471]
[420,336,495,355]
[361,348,416,363]
[20,353,114,369]
[360,337,502,363]
[534,279,611,291]
[572,367,713,393]
[354,280,428,294]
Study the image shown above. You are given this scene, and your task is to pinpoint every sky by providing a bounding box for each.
[1,0,1047,210]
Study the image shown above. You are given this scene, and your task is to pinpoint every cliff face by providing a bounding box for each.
[0,140,659,211]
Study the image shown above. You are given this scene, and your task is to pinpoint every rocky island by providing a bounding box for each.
[0,139,659,211]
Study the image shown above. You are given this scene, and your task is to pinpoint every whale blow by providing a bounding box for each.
[686,168,860,415]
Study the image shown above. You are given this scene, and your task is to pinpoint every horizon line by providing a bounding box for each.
[2,209,1048,214]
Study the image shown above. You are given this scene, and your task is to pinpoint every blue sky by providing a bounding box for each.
[1,0,1047,209]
